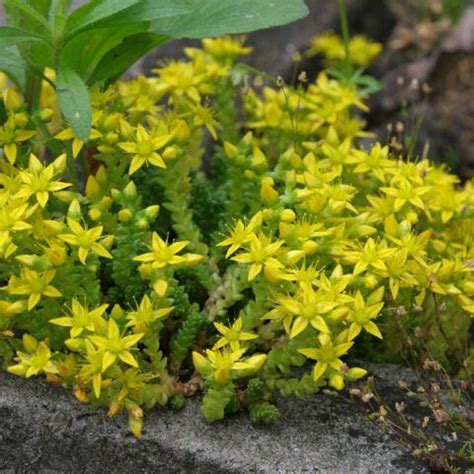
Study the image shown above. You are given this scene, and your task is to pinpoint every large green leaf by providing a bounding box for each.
[149,0,309,38]
[60,24,147,79]
[56,66,92,142]
[87,32,167,85]
[35,0,54,16]
[0,49,27,90]
[64,0,140,40]
[0,26,48,48]
[3,0,50,30]
[93,0,191,27]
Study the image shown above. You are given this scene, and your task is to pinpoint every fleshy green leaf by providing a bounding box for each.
[87,33,167,86]
[64,0,139,40]
[150,0,309,38]
[56,66,92,142]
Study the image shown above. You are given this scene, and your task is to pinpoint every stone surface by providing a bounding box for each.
[0,363,429,473]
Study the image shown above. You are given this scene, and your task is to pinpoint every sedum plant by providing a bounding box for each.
[0,23,473,436]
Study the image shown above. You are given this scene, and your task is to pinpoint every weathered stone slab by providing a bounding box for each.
[0,363,428,473]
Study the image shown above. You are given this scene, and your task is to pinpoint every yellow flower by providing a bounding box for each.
[119,124,173,175]
[346,290,384,340]
[133,232,189,268]
[50,299,109,338]
[268,286,333,339]
[79,339,106,399]
[59,218,112,264]
[348,143,394,182]
[0,299,25,318]
[55,126,102,158]
[0,117,36,164]
[88,318,143,372]
[218,212,262,257]
[8,335,58,378]
[188,102,219,140]
[17,154,70,207]
[213,317,258,351]
[193,347,266,385]
[342,238,395,275]
[0,231,17,259]
[6,268,62,310]
[201,36,253,62]
[0,201,33,233]
[380,181,431,212]
[298,333,353,382]
[125,294,173,333]
[231,233,284,281]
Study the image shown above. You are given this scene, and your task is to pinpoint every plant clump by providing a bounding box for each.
[0,35,472,438]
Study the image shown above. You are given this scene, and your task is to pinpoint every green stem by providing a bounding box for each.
[337,0,352,80]
[66,148,80,191]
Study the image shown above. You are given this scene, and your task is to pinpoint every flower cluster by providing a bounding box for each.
[307,31,382,68]
[0,35,472,435]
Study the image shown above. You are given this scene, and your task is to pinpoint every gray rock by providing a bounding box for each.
[0,364,429,473]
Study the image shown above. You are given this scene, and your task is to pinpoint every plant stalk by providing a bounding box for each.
[337,0,353,80]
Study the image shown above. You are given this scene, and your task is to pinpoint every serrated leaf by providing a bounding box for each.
[0,26,48,48]
[64,0,140,40]
[150,0,309,39]
[87,33,167,85]
[56,66,92,142]
[0,48,27,89]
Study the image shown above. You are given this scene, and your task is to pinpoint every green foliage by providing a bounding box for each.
[149,0,309,38]
[245,377,267,403]
[201,383,235,422]
[56,66,91,141]
[441,0,469,21]
[0,32,473,440]
[170,307,208,368]
[169,394,186,411]
[249,401,280,424]
[0,0,309,139]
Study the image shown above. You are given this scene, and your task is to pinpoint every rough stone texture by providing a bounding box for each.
[0,363,429,473]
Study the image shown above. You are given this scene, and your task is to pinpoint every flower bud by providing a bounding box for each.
[345,367,368,382]
[329,373,345,390]
[3,89,24,111]
[302,240,318,255]
[13,113,28,127]
[104,113,121,130]
[174,119,190,142]
[260,181,278,204]
[89,208,102,221]
[105,132,119,144]
[280,209,296,223]
[244,169,256,179]
[136,218,148,230]
[124,181,137,197]
[192,351,212,376]
[22,334,38,352]
[163,146,177,160]
[262,208,274,220]
[224,141,239,158]
[145,205,159,219]
[118,209,132,222]
[364,274,378,290]
[39,108,54,122]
